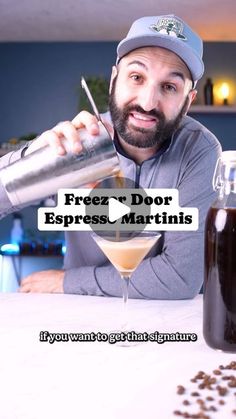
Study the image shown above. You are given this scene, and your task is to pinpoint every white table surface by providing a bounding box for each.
[0,293,236,419]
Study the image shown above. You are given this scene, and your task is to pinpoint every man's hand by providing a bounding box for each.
[19,269,65,293]
[25,111,113,156]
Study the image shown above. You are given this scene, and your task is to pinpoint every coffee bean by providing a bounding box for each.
[216,385,228,396]
[209,405,217,411]
[228,379,236,388]
[218,399,225,405]
[225,362,236,370]
[177,385,185,395]
[196,371,206,379]
[213,369,221,375]
[196,399,205,405]
[219,388,228,396]
[191,392,200,397]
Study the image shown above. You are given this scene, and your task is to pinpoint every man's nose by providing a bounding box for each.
[137,86,159,112]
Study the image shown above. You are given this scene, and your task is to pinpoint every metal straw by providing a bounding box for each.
[81,76,102,123]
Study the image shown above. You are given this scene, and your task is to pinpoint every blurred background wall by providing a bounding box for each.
[0,40,235,245]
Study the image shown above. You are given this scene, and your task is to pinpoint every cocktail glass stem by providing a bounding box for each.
[121,275,130,330]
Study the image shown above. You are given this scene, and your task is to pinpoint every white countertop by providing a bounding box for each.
[0,293,236,419]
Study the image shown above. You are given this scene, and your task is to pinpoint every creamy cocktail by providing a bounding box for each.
[97,235,159,277]
[92,231,161,326]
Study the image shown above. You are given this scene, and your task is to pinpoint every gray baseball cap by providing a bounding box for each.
[117,15,204,84]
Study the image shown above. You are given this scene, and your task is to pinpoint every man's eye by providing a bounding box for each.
[130,74,142,82]
[162,84,177,92]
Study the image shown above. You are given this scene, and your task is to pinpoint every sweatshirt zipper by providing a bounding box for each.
[135,164,141,188]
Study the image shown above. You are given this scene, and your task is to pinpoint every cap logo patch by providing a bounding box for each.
[150,17,187,41]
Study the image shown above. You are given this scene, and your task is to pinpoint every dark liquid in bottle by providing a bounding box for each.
[203,207,236,351]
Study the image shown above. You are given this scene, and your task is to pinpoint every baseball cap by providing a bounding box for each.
[117,15,204,84]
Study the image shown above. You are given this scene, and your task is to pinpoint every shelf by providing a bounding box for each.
[189,105,236,114]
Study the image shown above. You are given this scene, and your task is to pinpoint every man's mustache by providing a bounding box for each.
[124,105,165,120]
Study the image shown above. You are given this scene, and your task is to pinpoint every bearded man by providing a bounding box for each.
[0,15,221,298]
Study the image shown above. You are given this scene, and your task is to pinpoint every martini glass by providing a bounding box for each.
[92,230,161,330]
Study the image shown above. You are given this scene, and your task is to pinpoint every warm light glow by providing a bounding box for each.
[213,79,235,105]
[220,83,229,100]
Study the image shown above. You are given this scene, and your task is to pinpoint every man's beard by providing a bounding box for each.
[109,78,189,149]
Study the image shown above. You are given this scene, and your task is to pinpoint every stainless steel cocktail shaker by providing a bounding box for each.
[0,122,120,206]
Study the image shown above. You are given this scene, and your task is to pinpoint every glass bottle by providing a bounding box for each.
[204,78,214,105]
[203,151,236,351]
[11,213,23,245]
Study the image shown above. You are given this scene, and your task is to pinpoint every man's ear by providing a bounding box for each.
[109,66,118,94]
[189,89,197,106]
[185,89,197,113]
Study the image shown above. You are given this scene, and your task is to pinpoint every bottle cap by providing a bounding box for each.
[221,150,236,162]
